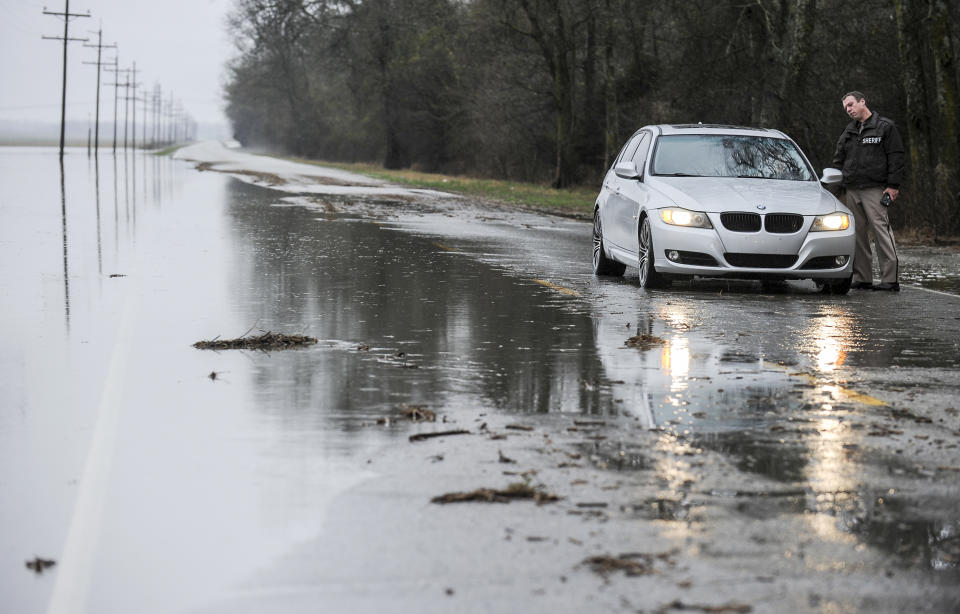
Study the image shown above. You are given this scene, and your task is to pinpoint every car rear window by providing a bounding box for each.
[651,135,815,181]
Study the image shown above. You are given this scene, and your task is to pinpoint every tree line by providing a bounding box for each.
[223,0,959,235]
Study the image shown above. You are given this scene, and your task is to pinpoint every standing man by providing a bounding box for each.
[831,91,905,291]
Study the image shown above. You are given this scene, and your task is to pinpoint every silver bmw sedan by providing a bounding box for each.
[592,124,854,294]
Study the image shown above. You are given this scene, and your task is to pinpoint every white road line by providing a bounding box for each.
[47,287,140,614]
[905,284,960,299]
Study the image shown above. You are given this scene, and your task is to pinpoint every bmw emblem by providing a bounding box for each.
[756,204,766,210]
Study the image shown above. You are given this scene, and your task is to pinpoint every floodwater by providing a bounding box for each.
[2,146,959,613]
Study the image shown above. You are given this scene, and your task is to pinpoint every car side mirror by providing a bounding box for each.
[820,168,842,185]
[614,161,641,180]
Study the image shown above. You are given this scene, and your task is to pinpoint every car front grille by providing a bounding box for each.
[764,213,803,233]
[720,212,761,232]
[724,253,798,268]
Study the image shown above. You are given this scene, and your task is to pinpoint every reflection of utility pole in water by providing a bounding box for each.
[42,1,90,160]
[131,135,137,234]
[94,154,103,275]
[112,154,120,257]
[59,158,71,330]
[123,146,131,236]
[152,145,161,207]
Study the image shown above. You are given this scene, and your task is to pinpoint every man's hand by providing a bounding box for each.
[884,187,899,202]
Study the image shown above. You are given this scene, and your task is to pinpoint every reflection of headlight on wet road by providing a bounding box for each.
[660,338,690,392]
[816,336,847,373]
[658,305,694,331]
[803,311,856,373]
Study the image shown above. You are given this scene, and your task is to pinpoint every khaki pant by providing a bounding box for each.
[842,186,899,284]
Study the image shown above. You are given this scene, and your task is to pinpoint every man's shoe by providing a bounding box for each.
[873,282,900,292]
[850,281,873,290]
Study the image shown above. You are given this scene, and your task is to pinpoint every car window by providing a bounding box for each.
[617,133,644,166]
[631,133,651,172]
[650,135,816,181]
[613,141,631,166]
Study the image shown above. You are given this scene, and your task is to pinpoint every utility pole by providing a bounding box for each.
[42,0,90,159]
[105,61,127,153]
[123,70,130,150]
[141,85,148,148]
[152,84,161,147]
[129,62,139,150]
[82,26,116,154]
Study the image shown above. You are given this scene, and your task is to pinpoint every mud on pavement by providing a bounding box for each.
[321,398,959,613]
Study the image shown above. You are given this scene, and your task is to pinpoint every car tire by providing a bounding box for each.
[815,275,852,295]
[592,209,626,277]
[638,216,670,288]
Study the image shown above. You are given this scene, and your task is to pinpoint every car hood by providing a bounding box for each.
[646,176,841,215]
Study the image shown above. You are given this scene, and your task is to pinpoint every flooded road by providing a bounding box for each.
[2,145,959,613]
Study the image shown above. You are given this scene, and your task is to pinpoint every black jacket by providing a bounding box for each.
[831,113,905,189]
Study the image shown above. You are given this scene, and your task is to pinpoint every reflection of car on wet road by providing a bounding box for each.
[592,124,856,293]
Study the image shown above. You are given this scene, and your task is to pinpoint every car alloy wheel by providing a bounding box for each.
[638,216,668,288]
[592,209,625,277]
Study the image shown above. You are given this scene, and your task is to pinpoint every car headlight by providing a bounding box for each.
[810,213,850,231]
[659,208,713,228]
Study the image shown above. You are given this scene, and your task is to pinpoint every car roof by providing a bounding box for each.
[642,124,789,139]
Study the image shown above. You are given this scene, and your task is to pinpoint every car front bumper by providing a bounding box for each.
[649,214,855,280]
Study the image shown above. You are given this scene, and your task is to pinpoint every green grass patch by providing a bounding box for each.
[285,156,596,217]
[153,144,188,156]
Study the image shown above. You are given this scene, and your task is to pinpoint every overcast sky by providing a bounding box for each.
[0,0,234,128]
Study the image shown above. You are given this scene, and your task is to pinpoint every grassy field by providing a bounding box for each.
[285,156,597,218]
[152,144,188,156]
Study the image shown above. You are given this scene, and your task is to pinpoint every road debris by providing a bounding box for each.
[193,331,318,351]
[656,600,752,613]
[581,553,655,578]
[378,405,437,425]
[431,482,559,504]
[624,334,667,349]
[505,424,534,431]
[409,429,470,442]
[401,405,436,422]
[25,557,56,574]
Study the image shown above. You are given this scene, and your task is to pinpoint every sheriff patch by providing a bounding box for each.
[862,136,882,144]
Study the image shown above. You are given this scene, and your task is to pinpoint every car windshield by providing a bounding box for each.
[651,135,816,181]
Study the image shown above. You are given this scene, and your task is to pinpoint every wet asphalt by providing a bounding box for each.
[1,146,958,613]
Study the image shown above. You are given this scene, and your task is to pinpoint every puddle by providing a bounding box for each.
[822,493,960,570]
[694,431,809,483]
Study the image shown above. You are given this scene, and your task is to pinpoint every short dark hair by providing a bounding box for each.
[842,91,865,103]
